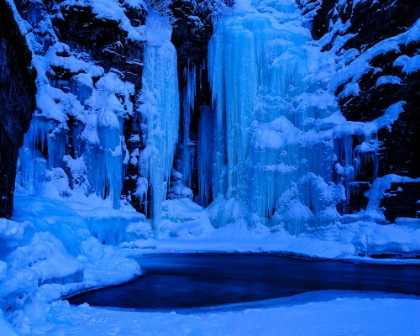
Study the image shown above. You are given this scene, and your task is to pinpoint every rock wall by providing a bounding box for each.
[170,0,230,201]
[48,0,146,208]
[2,0,418,222]
[300,0,420,221]
[10,0,148,211]
[0,0,37,218]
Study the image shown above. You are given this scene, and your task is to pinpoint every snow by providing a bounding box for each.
[329,18,420,93]
[394,54,420,74]
[5,190,417,335]
[118,216,420,260]
[364,174,420,223]
[10,0,143,211]
[0,195,142,333]
[2,291,420,335]
[58,0,146,41]
[376,75,401,87]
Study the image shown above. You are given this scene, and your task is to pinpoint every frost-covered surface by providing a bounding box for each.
[11,0,420,235]
[0,195,141,331]
[327,18,420,93]
[11,0,146,210]
[60,0,146,41]
[2,291,420,335]
[120,203,420,259]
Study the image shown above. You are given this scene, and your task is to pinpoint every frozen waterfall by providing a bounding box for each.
[14,0,373,238]
[204,0,342,233]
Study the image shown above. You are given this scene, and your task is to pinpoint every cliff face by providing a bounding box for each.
[300,0,420,219]
[1,0,419,222]
[0,0,37,218]
[8,0,148,211]
[170,0,227,199]
[167,0,420,221]
[314,0,420,177]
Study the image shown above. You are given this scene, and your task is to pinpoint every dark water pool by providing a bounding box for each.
[69,254,420,309]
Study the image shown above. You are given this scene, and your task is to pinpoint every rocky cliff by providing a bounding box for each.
[1,0,419,222]
[0,0,37,218]
[300,0,420,220]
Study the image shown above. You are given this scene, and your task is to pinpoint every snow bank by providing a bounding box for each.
[22,291,420,335]
[0,196,141,333]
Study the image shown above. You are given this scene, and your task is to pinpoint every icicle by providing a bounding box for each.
[208,17,259,203]
[96,110,124,209]
[70,74,93,106]
[18,116,68,193]
[197,106,214,206]
[178,65,197,189]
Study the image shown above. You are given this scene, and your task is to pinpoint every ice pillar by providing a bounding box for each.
[137,12,180,231]
[207,2,339,232]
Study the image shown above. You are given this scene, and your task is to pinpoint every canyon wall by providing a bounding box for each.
[1,0,419,223]
[300,0,420,220]
[0,0,37,218]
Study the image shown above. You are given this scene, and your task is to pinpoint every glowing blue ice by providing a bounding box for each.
[206,1,340,233]
[137,12,180,232]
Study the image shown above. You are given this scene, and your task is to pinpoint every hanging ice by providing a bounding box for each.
[197,106,214,207]
[205,0,341,233]
[137,11,180,232]
[177,66,197,190]
[17,51,134,209]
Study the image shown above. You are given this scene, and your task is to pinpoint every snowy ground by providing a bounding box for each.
[119,198,420,261]
[2,195,420,334]
[3,291,420,335]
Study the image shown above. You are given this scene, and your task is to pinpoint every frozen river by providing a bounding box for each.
[69,254,420,309]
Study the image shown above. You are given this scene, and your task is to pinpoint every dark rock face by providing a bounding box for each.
[53,4,145,88]
[381,182,420,222]
[170,0,230,202]
[0,0,37,218]
[300,0,420,221]
[12,0,147,212]
[340,41,420,179]
[171,0,214,71]
[170,0,214,197]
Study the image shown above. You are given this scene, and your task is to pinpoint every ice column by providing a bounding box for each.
[137,12,180,231]
[208,17,258,201]
[197,106,214,206]
[178,66,197,189]
[207,2,339,232]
